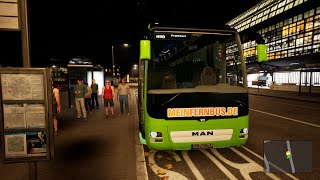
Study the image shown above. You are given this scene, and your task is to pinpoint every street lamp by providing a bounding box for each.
[111,43,129,84]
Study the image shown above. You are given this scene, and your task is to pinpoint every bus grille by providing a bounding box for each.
[170,129,233,143]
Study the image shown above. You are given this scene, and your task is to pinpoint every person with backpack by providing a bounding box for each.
[101,80,115,118]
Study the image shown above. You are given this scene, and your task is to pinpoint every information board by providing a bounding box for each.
[0,67,54,163]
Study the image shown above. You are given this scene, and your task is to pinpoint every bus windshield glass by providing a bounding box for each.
[147,28,244,92]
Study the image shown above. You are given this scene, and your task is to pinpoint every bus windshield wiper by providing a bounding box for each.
[161,93,181,107]
[234,100,246,107]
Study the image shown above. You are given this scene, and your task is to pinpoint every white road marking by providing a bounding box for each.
[241,146,299,180]
[199,149,238,180]
[147,149,188,179]
[252,97,320,111]
[181,151,205,180]
[220,147,281,180]
[166,151,182,162]
[250,108,320,128]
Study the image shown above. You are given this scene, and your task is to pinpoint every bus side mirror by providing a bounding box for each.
[257,44,267,62]
[140,40,151,60]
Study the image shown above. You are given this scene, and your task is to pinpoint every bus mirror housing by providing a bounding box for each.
[257,44,267,62]
[140,40,151,60]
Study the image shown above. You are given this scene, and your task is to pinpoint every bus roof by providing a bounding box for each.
[148,22,237,32]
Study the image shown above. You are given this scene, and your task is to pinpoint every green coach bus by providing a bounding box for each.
[137,24,267,150]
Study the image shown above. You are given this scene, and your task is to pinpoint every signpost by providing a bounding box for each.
[0,67,55,180]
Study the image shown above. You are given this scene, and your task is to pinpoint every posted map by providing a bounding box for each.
[263,140,312,173]
[1,74,44,100]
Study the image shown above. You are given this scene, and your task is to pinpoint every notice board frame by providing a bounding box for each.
[0,67,54,163]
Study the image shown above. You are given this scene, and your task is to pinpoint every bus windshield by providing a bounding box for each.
[147,28,245,92]
[145,28,248,120]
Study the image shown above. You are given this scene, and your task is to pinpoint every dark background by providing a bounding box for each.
[0,0,262,75]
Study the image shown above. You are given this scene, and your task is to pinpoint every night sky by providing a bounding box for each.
[0,0,262,75]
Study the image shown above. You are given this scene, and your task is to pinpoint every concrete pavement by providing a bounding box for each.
[249,87,320,103]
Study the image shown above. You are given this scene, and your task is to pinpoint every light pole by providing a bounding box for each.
[111,43,130,84]
[131,64,138,82]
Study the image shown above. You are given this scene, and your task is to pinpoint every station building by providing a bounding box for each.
[226,0,320,93]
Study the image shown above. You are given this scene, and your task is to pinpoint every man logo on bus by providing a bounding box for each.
[192,131,214,136]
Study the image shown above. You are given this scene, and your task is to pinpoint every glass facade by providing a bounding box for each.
[226,6,320,63]
[227,0,309,32]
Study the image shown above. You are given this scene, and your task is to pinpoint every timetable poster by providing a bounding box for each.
[4,132,27,158]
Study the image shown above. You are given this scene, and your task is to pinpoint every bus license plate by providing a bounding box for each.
[191,144,213,149]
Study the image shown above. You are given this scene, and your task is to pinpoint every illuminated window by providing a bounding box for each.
[314,15,320,29]
[314,34,320,44]
[297,20,304,33]
[275,51,281,59]
[244,42,248,49]
[317,7,320,14]
[250,47,256,56]
[282,38,288,49]
[256,18,261,24]
[303,46,312,54]
[269,42,275,51]
[285,2,294,11]
[282,25,289,37]
[296,34,304,47]
[268,53,275,60]
[276,7,284,15]
[313,44,320,53]
[269,11,276,18]
[295,47,303,56]
[289,23,296,35]
[304,32,312,45]
[305,18,313,32]
[275,28,281,40]
[276,40,281,50]
[289,36,296,47]
[294,0,303,7]
[304,9,314,18]
[244,49,248,57]
[288,49,295,57]
[281,51,287,58]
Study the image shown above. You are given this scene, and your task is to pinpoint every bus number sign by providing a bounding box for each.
[154,33,191,40]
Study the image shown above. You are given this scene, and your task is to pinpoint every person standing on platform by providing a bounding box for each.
[74,79,87,120]
[117,78,131,115]
[101,80,115,118]
[52,86,61,136]
[84,82,92,113]
[91,79,99,109]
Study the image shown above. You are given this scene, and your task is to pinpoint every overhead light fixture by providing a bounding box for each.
[289,63,299,65]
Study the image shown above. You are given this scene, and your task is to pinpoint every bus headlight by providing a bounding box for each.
[239,128,248,139]
[150,131,163,138]
[240,128,248,134]
[150,131,163,143]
